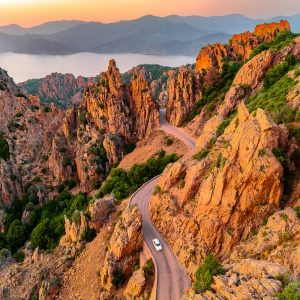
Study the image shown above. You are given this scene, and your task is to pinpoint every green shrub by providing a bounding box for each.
[263,63,290,89]
[32,176,42,183]
[82,228,97,242]
[62,156,72,167]
[276,274,290,288]
[250,30,297,60]
[215,154,226,168]
[294,207,300,218]
[249,43,270,59]
[43,106,51,113]
[7,220,27,252]
[0,137,10,160]
[13,249,25,262]
[153,185,162,196]
[247,74,297,124]
[80,111,88,125]
[165,137,174,146]
[289,127,300,144]
[93,180,101,190]
[194,254,225,293]
[0,248,11,258]
[272,148,287,166]
[193,148,209,161]
[142,259,154,275]
[216,112,237,137]
[258,148,266,156]
[99,152,178,201]
[111,269,126,287]
[15,112,23,118]
[184,61,242,123]
[124,143,136,154]
[276,280,300,300]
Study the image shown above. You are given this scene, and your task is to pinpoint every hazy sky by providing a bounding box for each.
[0,0,300,26]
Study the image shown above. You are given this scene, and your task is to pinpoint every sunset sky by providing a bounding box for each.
[0,0,300,27]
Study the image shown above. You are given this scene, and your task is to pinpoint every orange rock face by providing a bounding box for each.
[195,20,291,76]
[20,72,96,107]
[130,67,160,139]
[195,43,230,75]
[169,20,291,128]
[0,68,65,206]
[150,104,284,274]
[100,206,143,293]
[230,31,259,60]
[48,60,160,192]
[166,66,202,126]
[254,20,290,42]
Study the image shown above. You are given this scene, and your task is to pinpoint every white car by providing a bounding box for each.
[152,238,163,251]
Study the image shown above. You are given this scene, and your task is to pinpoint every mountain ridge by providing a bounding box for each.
[0,14,299,56]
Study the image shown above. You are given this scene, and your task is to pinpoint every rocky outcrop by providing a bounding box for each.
[123,269,146,300]
[193,36,300,146]
[183,260,284,300]
[100,206,143,293]
[60,212,89,247]
[0,67,65,207]
[254,20,290,42]
[0,209,5,233]
[182,207,300,299]
[48,60,160,193]
[39,276,61,300]
[229,31,259,61]
[88,195,115,232]
[230,207,300,277]
[82,60,159,141]
[166,66,202,126]
[150,104,284,274]
[195,43,230,76]
[168,21,291,129]
[82,60,134,141]
[19,73,96,108]
[48,133,73,182]
[130,67,160,139]
[195,20,290,77]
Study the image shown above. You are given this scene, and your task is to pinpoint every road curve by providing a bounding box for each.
[130,109,196,300]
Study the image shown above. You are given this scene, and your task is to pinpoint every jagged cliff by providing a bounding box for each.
[166,66,202,126]
[195,19,290,75]
[48,60,160,192]
[19,73,96,108]
[150,103,285,274]
[166,20,291,126]
[0,68,64,207]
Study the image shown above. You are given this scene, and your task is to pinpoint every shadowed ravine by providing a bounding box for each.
[130,109,196,300]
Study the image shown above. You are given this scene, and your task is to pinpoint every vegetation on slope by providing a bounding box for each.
[0,150,178,256]
[194,254,225,293]
[248,74,298,124]
[0,133,10,160]
[276,280,300,300]
[0,190,90,254]
[250,30,299,60]
[247,55,300,124]
[98,150,178,201]
[184,60,242,123]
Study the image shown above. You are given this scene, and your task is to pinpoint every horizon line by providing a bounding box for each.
[1,12,299,29]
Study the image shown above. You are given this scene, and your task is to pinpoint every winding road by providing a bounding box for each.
[130,109,196,300]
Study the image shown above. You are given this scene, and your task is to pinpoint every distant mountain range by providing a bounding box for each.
[0,14,299,56]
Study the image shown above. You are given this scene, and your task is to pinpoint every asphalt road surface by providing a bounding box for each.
[130,109,196,300]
